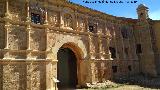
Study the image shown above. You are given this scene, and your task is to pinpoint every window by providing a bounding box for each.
[109,47,116,58]
[31,13,41,24]
[112,66,117,73]
[128,65,132,71]
[140,13,144,16]
[121,27,128,38]
[125,48,129,56]
[89,26,94,32]
[136,44,142,54]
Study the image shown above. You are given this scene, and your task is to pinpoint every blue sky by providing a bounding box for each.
[69,0,160,20]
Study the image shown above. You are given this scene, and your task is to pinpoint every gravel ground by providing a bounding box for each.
[61,75,160,90]
[76,85,160,90]
[105,85,160,90]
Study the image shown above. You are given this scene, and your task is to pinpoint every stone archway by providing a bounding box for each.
[57,42,83,89]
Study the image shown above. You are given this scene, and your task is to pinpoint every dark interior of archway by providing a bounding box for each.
[57,48,78,89]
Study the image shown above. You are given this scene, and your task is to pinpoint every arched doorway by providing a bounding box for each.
[57,47,78,89]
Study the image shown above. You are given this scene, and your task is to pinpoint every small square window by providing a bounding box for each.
[89,26,94,32]
[31,13,41,24]
[140,13,144,16]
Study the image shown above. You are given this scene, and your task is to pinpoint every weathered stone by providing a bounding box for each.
[0,1,159,90]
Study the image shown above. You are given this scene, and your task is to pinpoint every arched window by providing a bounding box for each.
[64,14,72,28]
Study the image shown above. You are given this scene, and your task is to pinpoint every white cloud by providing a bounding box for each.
[149,9,160,20]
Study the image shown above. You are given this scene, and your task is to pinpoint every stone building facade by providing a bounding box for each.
[0,0,160,89]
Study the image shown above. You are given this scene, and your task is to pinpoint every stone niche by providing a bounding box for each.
[0,23,5,49]
[8,26,27,50]
[30,28,46,51]
[77,16,86,32]
[9,0,26,21]
[48,10,60,27]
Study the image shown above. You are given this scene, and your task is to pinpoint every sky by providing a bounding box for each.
[69,0,160,20]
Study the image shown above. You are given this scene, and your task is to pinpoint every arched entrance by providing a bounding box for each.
[57,46,79,89]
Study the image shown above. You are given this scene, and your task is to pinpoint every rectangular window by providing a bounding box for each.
[125,48,129,56]
[128,65,132,71]
[31,13,41,24]
[109,47,116,58]
[89,26,94,32]
[121,27,128,39]
[112,66,117,73]
[136,44,142,54]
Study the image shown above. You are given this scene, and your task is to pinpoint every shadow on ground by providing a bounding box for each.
[112,74,160,89]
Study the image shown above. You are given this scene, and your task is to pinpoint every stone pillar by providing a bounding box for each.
[4,22,9,50]
[4,0,10,50]
[44,2,54,90]
[3,0,10,59]
[90,60,96,83]
[44,3,48,25]
[85,16,88,32]
[73,11,78,31]
[88,34,96,60]
[59,7,64,28]
[46,62,54,90]
[26,0,31,50]
[26,26,31,50]
[44,2,49,51]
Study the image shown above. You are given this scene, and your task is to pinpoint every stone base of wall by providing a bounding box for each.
[93,60,140,82]
[0,60,48,90]
[0,59,140,90]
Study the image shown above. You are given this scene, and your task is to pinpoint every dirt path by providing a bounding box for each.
[106,85,159,90]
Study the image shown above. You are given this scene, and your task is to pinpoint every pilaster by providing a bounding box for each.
[4,0,10,50]
[26,0,31,50]
[59,7,64,28]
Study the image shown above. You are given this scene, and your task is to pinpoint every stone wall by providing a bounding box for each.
[93,60,140,82]
[0,61,47,90]
[151,21,160,75]
[8,25,27,50]
[1,0,159,90]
